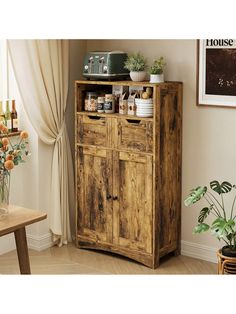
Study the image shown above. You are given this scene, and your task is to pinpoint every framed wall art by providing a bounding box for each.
[197,39,236,107]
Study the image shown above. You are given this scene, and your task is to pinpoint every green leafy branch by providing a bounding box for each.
[184,180,236,250]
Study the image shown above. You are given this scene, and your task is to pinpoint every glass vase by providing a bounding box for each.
[0,169,10,218]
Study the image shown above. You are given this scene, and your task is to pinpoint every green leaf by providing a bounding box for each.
[198,206,212,223]
[193,223,210,234]
[228,219,235,228]
[226,233,235,242]
[184,186,207,206]
[211,218,235,239]
[210,180,232,194]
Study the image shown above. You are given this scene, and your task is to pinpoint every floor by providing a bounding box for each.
[0,243,217,274]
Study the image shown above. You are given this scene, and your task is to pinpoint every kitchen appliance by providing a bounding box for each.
[83,51,129,80]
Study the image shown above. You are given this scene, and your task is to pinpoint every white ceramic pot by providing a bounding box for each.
[135,98,153,105]
[130,71,146,82]
[136,111,153,117]
[150,73,164,83]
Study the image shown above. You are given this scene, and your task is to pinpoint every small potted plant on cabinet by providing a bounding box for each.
[149,56,166,83]
[184,180,236,274]
[124,52,147,82]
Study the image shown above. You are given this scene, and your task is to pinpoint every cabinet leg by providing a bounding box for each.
[153,257,160,268]
[14,227,31,274]
[174,248,181,257]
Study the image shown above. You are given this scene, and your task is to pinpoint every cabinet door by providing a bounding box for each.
[77,146,113,243]
[113,151,153,254]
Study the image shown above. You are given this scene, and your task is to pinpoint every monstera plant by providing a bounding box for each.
[184,180,236,257]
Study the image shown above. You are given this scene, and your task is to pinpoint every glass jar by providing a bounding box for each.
[85,92,97,112]
[97,96,105,113]
[0,169,10,219]
[104,94,115,113]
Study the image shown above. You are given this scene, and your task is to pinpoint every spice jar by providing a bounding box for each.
[104,94,115,113]
[85,92,97,112]
[97,96,105,113]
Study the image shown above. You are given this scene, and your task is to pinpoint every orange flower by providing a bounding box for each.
[20,131,29,139]
[2,125,8,133]
[2,137,9,146]
[0,123,5,131]
[6,154,13,161]
[4,160,14,170]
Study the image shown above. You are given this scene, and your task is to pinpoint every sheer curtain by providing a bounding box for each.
[8,40,74,246]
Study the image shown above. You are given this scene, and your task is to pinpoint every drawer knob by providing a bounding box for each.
[106,194,112,200]
[113,196,118,201]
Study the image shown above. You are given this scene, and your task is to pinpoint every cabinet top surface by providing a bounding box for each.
[75,80,182,87]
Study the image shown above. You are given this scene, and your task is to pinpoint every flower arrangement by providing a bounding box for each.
[0,123,29,210]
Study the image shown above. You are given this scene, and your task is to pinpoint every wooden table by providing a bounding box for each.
[0,205,47,274]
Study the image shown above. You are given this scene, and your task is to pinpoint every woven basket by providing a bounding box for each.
[217,249,236,274]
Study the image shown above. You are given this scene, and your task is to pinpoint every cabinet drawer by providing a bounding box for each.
[77,114,110,147]
[116,118,153,153]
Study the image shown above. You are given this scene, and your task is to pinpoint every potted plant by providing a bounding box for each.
[184,180,236,260]
[149,56,166,83]
[124,52,147,82]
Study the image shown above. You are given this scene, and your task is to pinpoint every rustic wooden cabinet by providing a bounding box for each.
[75,80,182,268]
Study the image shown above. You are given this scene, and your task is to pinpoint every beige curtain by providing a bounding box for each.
[8,40,74,246]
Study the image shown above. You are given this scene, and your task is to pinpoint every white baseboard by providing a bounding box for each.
[27,232,53,251]
[181,240,218,263]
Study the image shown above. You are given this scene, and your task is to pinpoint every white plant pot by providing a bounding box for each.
[150,73,164,83]
[130,71,146,82]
